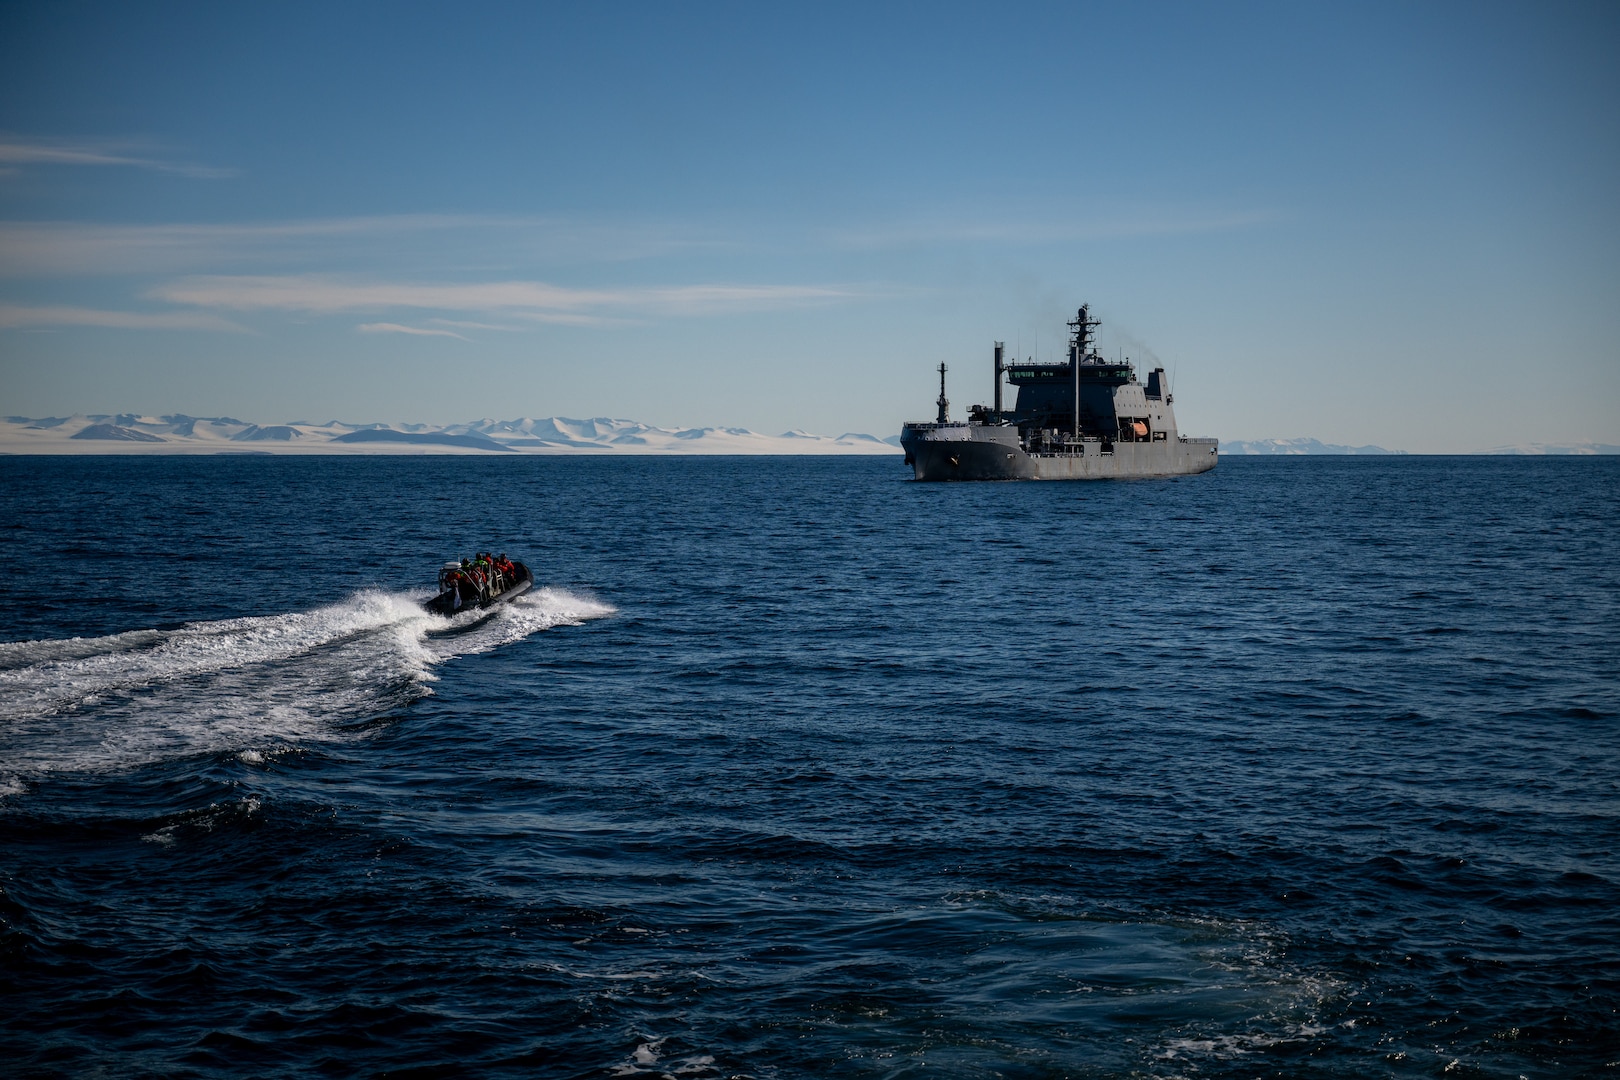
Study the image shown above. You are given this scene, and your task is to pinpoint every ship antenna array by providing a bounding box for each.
[1067,303,1101,361]
[1065,303,1102,441]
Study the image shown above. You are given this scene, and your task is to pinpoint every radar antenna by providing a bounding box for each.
[1067,303,1101,362]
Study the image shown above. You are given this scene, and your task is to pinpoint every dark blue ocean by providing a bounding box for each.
[1,454,1616,1078]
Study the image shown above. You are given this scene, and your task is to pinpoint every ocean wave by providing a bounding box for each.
[0,587,612,789]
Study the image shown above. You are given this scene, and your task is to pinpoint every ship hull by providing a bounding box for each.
[900,424,1217,481]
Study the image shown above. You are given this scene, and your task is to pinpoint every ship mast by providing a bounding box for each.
[936,362,949,424]
[1067,304,1100,438]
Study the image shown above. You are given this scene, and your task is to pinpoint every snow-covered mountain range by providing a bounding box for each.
[0,414,904,455]
[6,415,1614,456]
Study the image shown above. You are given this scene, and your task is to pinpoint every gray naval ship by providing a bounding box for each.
[900,303,1218,480]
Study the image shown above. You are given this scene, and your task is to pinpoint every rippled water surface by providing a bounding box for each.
[2,454,1617,1078]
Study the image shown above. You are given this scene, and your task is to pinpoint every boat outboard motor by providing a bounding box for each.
[438,561,464,610]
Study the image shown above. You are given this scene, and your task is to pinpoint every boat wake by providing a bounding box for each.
[0,587,612,793]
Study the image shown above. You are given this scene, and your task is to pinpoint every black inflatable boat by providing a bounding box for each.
[424,556,533,616]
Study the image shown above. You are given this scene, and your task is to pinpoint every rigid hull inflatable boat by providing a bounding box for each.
[424,554,533,616]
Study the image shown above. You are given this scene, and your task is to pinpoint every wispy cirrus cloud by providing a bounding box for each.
[824,209,1280,250]
[429,318,521,332]
[154,275,615,313]
[0,135,235,179]
[0,303,245,331]
[0,206,1276,286]
[0,306,243,331]
[358,322,468,340]
[0,216,469,277]
[150,274,860,319]
[0,214,736,278]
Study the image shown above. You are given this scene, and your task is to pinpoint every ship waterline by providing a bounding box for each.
[900,302,1218,480]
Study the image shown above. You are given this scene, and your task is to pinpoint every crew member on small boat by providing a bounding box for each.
[427,549,529,616]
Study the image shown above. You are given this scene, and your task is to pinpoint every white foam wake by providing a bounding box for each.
[0,586,612,793]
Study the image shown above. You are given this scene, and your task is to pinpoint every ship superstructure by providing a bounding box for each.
[899,303,1218,480]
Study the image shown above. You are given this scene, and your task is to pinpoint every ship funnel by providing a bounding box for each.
[993,342,1004,417]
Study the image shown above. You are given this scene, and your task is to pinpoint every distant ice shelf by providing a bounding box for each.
[1223,437,1620,455]
[1470,442,1620,455]
[1221,438,1406,455]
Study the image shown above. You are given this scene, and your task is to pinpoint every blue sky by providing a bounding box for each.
[1,1,1615,450]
